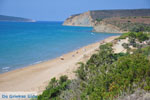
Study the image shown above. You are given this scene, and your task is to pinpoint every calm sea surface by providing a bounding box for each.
[0,21,120,73]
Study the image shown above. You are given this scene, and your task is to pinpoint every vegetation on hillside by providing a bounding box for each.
[38,75,70,100]
[119,32,149,41]
[100,16,150,32]
[130,24,150,32]
[96,18,103,22]
[37,32,150,100]
[90,9,150,20]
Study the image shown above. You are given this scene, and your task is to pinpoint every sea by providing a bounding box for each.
[0,21,120,73]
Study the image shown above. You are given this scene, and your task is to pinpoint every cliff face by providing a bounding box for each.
[63,9,150,33]
[93,21,126,33]
[63,9,150,27]
[63,11,94,26]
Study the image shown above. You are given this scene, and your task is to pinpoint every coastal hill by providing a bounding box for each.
[93,16,150,33]
[0,15,35,22]
[63,9,150,33]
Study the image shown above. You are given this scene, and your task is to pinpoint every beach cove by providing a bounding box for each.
[0,22,119,73]
[0,35,119,94]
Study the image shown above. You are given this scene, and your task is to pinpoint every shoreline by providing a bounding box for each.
[0,37,114,74]
[0,36,119,94]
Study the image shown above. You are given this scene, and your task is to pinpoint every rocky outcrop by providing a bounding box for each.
[63,11,94,27]
[93,21,126,33]
[63,9,150,33]
[63,9,150,27]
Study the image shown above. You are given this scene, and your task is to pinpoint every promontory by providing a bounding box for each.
[63,9,150,33]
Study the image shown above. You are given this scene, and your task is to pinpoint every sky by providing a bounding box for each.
[0,0,149,21]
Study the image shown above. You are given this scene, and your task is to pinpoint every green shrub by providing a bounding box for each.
[96,18,103,22]
[82,53,150,99]
[38,34,150,100]
[122,43,129,49]
[131,25,150,32]
[59,75,68,83]
[119,32,149,43]
[118,32,130,39]
[37,76,70,100]
[136,32,149,42]
[74,43,150,100]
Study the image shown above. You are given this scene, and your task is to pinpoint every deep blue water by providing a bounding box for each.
[0,21,119,73]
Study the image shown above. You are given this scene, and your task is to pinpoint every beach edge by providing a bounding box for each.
[0,35,119,94]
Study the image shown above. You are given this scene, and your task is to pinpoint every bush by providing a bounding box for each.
[74,44,150,100]
[81,52,150,100]
[96,18,103,22]
[131,25,150,32]
[38,34,150,100]
[59,75,68,83]
[119,32,149,43]
[118,32,130,39]
[122,43,129,49]
[37,75,70,100]
[136,32,149,42]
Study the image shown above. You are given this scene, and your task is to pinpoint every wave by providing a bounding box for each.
[91,32,95,35]
[32,61,43,65]
[2,67,10,70]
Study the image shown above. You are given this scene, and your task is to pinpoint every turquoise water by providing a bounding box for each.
[0,21,119,73]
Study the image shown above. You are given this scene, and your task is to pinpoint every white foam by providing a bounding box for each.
[91,32,95,35]
[2,67,10,70]
[34,61,42,64]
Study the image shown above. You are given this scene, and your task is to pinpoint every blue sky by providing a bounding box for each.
[0,0,149,21]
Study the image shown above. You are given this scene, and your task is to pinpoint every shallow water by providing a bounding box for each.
[0,21,120,73]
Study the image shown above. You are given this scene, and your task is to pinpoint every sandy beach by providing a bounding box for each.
[0,36,119,94]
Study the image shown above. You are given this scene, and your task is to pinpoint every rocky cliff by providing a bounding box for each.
[93,21,127,33]
[63,11,94,26]
[63,9,150,33]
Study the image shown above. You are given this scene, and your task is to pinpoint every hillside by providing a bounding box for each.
[63,9,150,33]
[93,16,150,33]
[0,15,35,22]
[38,32,150,100]
[89,9,150,21]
